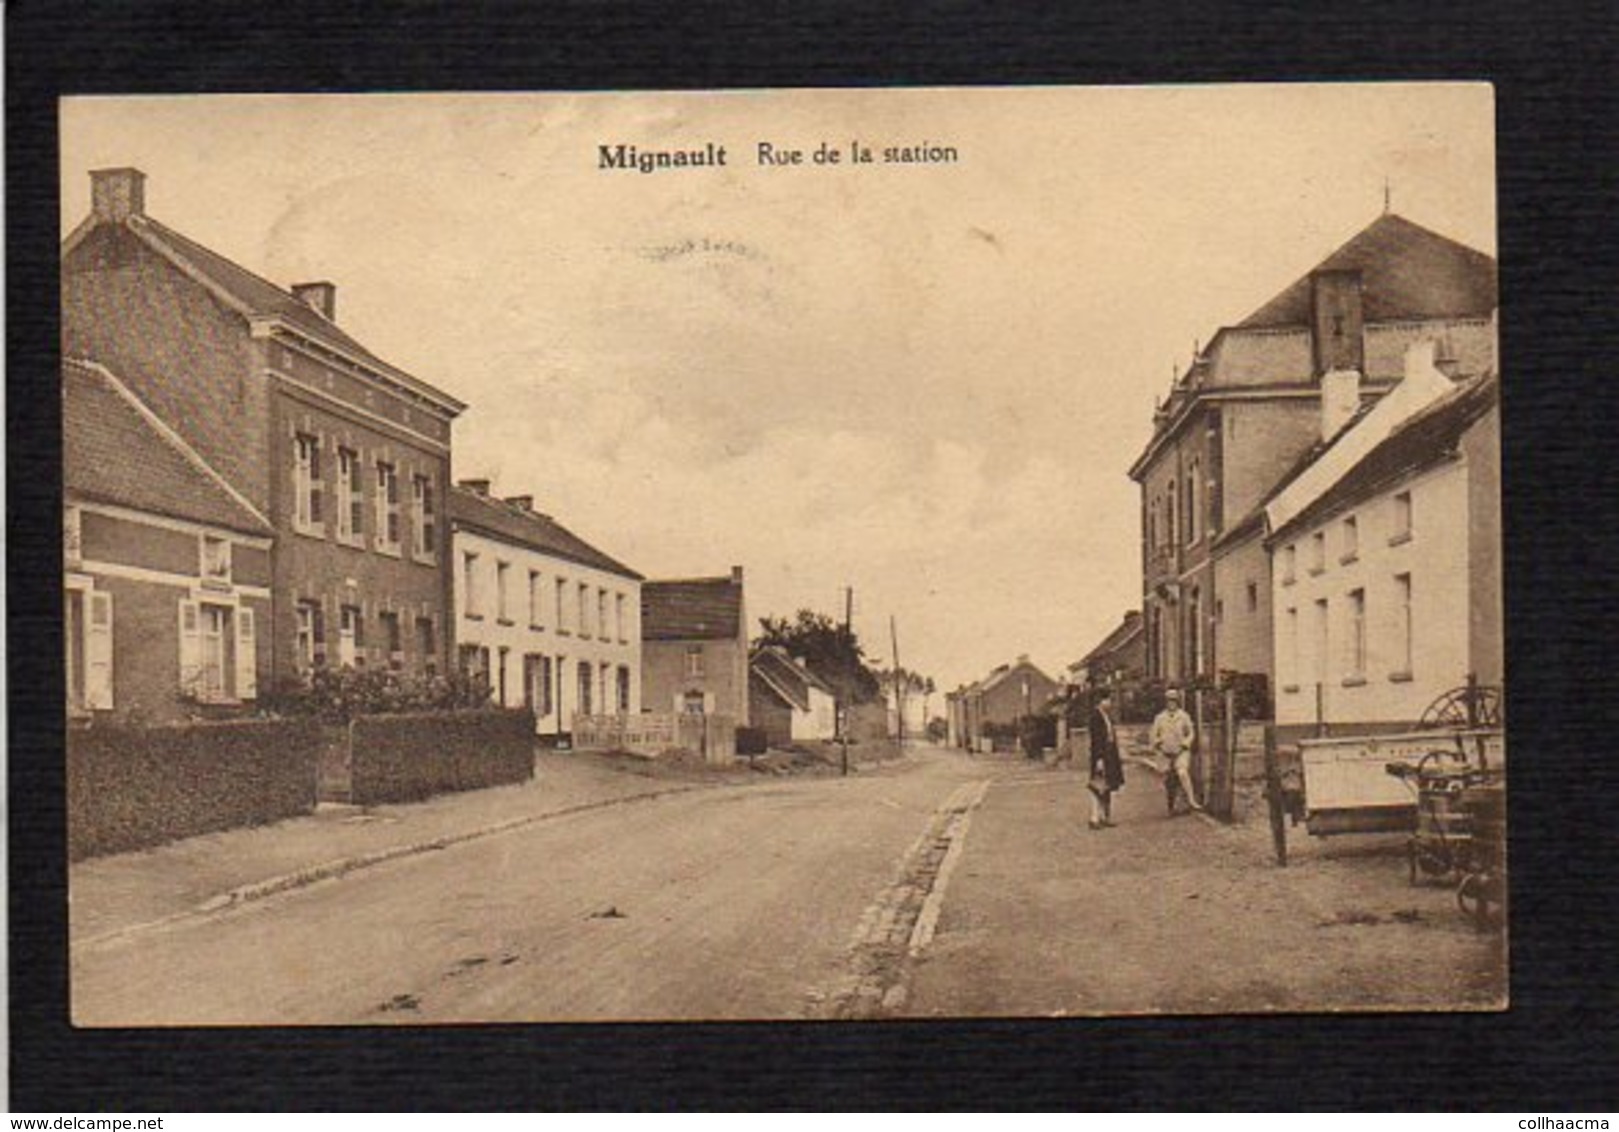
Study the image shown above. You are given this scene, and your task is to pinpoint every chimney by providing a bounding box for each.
[90,167,146,222]
[505,495,534,511]
[1310,269,1365,377]
[291,281,337,322]
[1320,367,1361,443]
[731,565,744,585]
[458,478,491,496]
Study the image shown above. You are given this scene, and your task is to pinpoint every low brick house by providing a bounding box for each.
[64,358,275,722]
[641,567,748,723]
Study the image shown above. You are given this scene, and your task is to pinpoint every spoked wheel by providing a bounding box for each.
[1457,870,1505,931]
[1419,684,1503,730]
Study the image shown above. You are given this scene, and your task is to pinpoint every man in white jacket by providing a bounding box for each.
[1151,687,1201,815]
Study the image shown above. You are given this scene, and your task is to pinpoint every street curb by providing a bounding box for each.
[78,782,708,950]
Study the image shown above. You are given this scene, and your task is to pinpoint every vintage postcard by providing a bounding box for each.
[61,84,1503,1025]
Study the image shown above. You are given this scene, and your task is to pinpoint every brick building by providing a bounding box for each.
[1127,212,1497,697]
[949,656,1059,752]
[449,480,643,736]
[63,168,466,689]
[64,358,275,722]
[641,568,749,723]
[1068,610,1145,691]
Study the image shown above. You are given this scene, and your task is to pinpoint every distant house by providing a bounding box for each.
[64,358,275,722]
[449,480,643,734]
[748,645,837,746]
[1068,611,1145,690]
[641,567,749,723]
[1265,343,1501,738]
[63,167,466,688]
[951,656,1059,752]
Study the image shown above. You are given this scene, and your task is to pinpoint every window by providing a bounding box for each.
[685,646,705,678]
[578,583,591,637]
[178,600,251,702]
[412,474,436,561]
[66,586,114,711]
[577,660,593,715]
[1188,587,1204,676]
[64,505,82,567]
[1346,588,1366,682]
[617,665,631,712]
[374,461,400,551]
[496,561,512,623]
[200,536,232,586]
[1246,581,1259,613]
[463,552,481,618]
[529,571,543,627]
[525,654,554,716]
[1393,573,1413,679]
[1313,598,1329,688]
[297,600,324,669]
[1187,460,1201,544]
[1165,484,1177,552]
[1341,515,1359,563]
[1282,545,1297,585]
[1391,491,1413,544]
[416,616,437,672]
[1309,531,1326,575]
[339,605,363,667]
[294,433,323,533]
[497,646,510,706]
[380,610,402,669]
[600,662,611,713]
[616,593,626,642]
[598,589,609,641]
[337,448,364,543]
[555,578,569,633]
[1284,607,1299,692]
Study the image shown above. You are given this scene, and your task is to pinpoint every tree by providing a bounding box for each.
[756,609,881,704]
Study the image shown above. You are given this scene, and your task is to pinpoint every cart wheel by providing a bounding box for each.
[1457,871,1503,931]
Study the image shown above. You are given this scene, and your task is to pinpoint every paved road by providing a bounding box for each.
[72,747,991,1025]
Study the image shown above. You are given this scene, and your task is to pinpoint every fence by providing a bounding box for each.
[573,711,738,764]
[68,718,324,860]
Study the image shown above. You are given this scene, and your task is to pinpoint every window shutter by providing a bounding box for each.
[85,591,114,709]
[178,598,202,695]
[235,607,258,700]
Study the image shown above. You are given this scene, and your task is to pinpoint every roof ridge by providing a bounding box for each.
[67,357,273,534]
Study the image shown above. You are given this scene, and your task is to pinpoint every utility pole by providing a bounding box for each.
[890,613,904,749]
[840,585,853,776]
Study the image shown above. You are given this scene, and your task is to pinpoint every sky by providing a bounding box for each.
[60,84,1496,693]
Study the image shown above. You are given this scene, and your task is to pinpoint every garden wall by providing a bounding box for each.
[348,708,536,805]
[67,718,323,860]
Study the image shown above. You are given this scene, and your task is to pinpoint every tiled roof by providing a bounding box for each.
[750,645,833,711]
[80,212,465,414]
[979,660,1055,695]
[448,486,642,580]
[1269,372,1499,544]
[63,359,272,536]
[642,575,744,641]
[1074,612,1143,670]
[1238,213,1498,329]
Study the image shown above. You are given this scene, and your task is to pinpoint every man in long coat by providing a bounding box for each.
[1087,690,1125,829]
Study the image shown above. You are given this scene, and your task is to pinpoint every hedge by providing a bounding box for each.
[67,718,323,861]
[348,708,535,805]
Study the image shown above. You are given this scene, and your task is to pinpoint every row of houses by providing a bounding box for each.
[62,166,755,734]
[1075,209,1501,739]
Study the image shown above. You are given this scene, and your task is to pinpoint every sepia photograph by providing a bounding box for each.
[59,83,1504,1026]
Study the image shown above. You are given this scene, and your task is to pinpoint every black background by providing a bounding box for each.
[9,0,1618,1112]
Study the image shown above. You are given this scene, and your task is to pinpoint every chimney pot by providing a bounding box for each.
[731,565,744,584]
[291,281,337,321]
[458,478,491,496]
[90,167,146,222]
[505,495,534,511]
